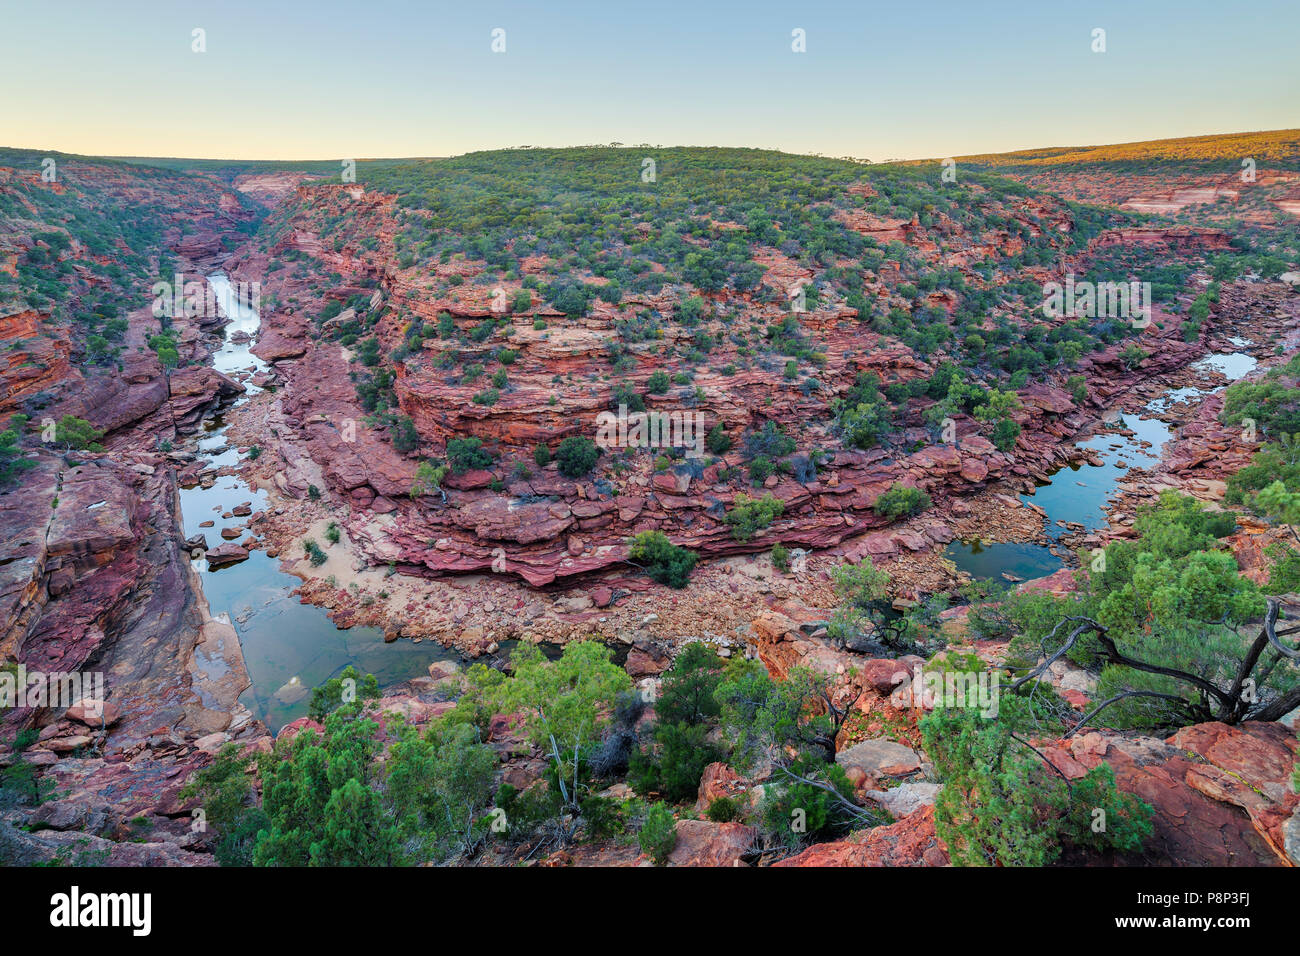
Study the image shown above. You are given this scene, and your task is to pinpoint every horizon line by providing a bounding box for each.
[3,126,1297,168]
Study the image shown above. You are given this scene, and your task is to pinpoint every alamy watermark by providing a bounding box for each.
[1042,273,1150,328]
[0,666,105,714]
[889,664,1001,717]
[595,404,706,458]
[152,273,260,320]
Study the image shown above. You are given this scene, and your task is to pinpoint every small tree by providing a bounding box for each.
[410,461,449,501]
[54,415,104,452]
[639,803,677,864]
[492,642,631,836]
[717,663,875,839]
[385,719,498,862]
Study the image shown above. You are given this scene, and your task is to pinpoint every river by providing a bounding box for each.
[944,348,1259,582]
[181,275,455,731]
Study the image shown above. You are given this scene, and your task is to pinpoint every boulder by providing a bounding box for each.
[835,738,921,777]
[666,819,756,867]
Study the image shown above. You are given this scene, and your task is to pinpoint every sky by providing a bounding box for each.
[1,0,1296,162]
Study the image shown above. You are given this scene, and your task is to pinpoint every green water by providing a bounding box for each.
[943,539,1063,582]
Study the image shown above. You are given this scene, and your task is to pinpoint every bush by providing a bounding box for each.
[578,795,625,840]
[533,444,551,467]
[758,759,857,850]
[53,415,103,452]
[923,702,1153,865]
[638,803,677,864]
[410,461,448,499]
[629,720,719,801]
[610,383,645,412]
[991,418,1021,452]
[178,743,269,867]
[304,539,328,567]
[628,531,697,588]
[555,435,600,478]
[705,424,731,454]
[389,414,420,453]
[771,542,791,572]
[646,370,670,394]
[446,437,494,474]
[0,428,34,486]
[325,522,341,544]
[873,482,930,520]
[725,493,785,542]
[706,796,741,823]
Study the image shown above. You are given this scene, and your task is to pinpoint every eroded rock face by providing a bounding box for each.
[1037,722,1299,866]
[0,447,265,865]
[2,451,253,745]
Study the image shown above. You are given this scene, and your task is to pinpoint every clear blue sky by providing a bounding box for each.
[2,0,1296,160]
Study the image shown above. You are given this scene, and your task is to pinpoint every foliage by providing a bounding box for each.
[308,665,380,722]
[445,437,495,474]
[409,460,449,499]
[385,719,498,862]
[997,492,1299,730]
[627,530,697,588]
[638,802,677,864]
[629,644,724,800]
[873,482,931,520]
[53,415,103,452]
[490,642,632,812]
[179,744,268,866]
[253,707,402,866]
[725,492,785,542]
[923,700,1152,865]
[555,435,600,478]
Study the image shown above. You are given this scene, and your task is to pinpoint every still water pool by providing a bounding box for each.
[945,351,1257,581]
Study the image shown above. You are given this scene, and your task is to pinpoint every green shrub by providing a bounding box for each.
[446,437,494,473]
[628,530,697,588]
[771,542,791,572]
[389,414,420,453]
[706,796,741,823]
[725,493,785,542]
[555,435,600,478]
[873,482,930,520]
[705,424,731,454]
[638,803,677,864]
[304,539,328,566]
